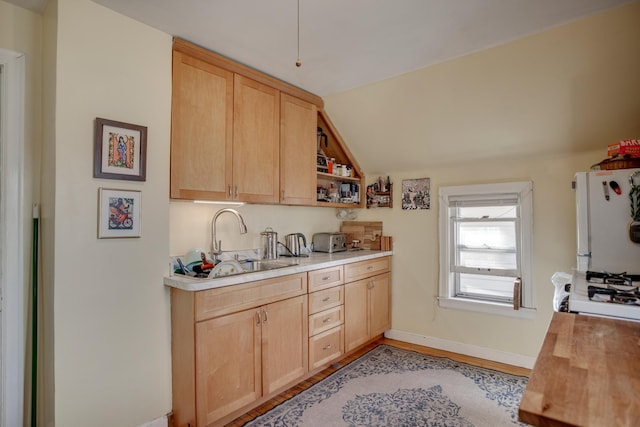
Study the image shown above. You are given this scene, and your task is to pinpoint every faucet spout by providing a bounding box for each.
[211,208,248,259]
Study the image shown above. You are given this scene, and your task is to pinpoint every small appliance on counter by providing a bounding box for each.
[312,232,347,253]
[283,233,308,257]
[261,227,278,260]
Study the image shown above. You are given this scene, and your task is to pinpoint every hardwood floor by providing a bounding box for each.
[225,337,531,426]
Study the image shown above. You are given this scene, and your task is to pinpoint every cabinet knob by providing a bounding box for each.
[323,344,332,350]
[322,297,331,302]
[322,317,332,323]
[367,266,374,271]
[322,276,330,281]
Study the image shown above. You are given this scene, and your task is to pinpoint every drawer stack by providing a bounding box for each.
[307,265,345,370]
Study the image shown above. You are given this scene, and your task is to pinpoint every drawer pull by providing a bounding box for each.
[367,266,374,270]
[263,308,268,323]
[323,344,332,350]
[256,311,261,326]
[322,317,332,323]
[322,276,330,281]
[322,297,331,302]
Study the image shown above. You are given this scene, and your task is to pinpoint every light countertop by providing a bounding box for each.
[164,250,393,292]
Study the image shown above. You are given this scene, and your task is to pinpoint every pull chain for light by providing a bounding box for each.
[295,0,302,67]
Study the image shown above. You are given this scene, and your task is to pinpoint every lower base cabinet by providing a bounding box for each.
[344,259,391,353]
[195,296,307,425]
[170,257,390,427]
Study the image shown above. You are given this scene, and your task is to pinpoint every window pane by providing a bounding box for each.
[457,273,514,300]
[458,205,517,219]
[458,248,516,269]
[455,220,517,269]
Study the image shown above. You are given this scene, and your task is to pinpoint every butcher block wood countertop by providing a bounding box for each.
[519,312,640,426]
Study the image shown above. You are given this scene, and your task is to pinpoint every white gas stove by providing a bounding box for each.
[569,270,640,321]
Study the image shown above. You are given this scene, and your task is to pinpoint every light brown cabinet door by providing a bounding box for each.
[171,51,233,200]
[233,75,280,203]
[369,272,391,337]
[345,272,391,353]
[195,309,261,426]
[261,295,308,394]
[280,93,317,205]
[344,278,369,353]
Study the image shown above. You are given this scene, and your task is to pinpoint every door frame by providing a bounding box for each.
[0,48,26,427]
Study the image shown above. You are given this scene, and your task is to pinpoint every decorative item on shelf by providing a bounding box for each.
[401,177,431,210]
[367,176,392,208]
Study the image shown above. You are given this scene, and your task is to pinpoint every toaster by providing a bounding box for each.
[312,233,347,253]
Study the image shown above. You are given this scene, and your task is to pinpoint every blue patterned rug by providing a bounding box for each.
[244,344,529,426]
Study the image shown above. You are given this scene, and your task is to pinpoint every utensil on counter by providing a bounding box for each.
[261,227,278,260]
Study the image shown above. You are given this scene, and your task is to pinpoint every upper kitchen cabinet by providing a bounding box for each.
[280,93,318,206]
[233,75,280,203]
[170,50,233,200]
[170,38,364,207]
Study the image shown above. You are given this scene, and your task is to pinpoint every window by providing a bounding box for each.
[439,181,534,317]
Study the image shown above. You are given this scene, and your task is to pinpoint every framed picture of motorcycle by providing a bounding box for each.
[98,188,141,238]
[94,117,147,181]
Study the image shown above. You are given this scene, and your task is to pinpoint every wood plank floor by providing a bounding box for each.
[225,337,531,426]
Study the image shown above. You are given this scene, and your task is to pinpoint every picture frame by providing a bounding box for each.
[94,117,147,181]
[98,188,141,238]
[402,178,431,210]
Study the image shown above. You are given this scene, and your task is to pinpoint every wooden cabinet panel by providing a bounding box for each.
[309,326,344,370]
[309,285,344,315]
[280,93,317,205]
[344,278,369,353]
[233,74,280,203]
[344,257,390,282]
[195,309,261,426]
[261,295,308,395]
[195,273,307,322]
[171,51,233,200]
[369,272,391,337]
[309,305,344,336]
[308,265,344,292]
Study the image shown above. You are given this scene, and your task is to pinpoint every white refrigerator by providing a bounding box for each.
[575,167,640,272]
[569,167,640,320]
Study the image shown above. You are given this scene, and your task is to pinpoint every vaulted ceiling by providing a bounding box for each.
[86,0,631,96]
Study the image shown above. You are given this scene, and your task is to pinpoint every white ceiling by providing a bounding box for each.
[7,0,632,96]
[87,0,632,96]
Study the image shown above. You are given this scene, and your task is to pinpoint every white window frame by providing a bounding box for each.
[438,181,535,319]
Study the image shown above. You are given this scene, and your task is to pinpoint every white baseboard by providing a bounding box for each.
[384,329,536,369]
[138,414,167,427]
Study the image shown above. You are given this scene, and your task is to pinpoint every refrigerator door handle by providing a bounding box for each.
[575,173,590,271]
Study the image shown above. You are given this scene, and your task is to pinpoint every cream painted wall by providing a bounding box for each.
[324,2,640,359]
[52,0,172,426]
[170,202,342,257]
[0,1,42,425]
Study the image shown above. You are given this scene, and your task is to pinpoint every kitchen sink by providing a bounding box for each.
[205,259,297,279]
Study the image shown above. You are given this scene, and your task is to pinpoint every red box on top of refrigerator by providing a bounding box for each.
[607,139,640,158]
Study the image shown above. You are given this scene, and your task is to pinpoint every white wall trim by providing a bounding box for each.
[0,48,26,427]
[384,328,536,369]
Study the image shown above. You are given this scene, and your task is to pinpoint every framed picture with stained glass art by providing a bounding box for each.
[94,117,147,181]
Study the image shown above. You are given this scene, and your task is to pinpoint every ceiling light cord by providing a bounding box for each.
[295,0,302,67]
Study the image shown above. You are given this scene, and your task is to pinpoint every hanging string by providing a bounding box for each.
[295,0,302,67]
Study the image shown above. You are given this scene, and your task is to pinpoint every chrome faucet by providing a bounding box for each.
[211,208,248,260]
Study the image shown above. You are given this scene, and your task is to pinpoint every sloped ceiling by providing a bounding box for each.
[87,0,632,97]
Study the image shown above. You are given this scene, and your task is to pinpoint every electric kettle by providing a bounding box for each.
[285,233,307,257]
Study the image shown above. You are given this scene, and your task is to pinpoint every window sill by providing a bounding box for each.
[438,297,536,319]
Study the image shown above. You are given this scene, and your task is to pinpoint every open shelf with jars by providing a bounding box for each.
[316,109,365,208]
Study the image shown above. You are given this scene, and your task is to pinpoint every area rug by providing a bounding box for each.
[244,344,528,427]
